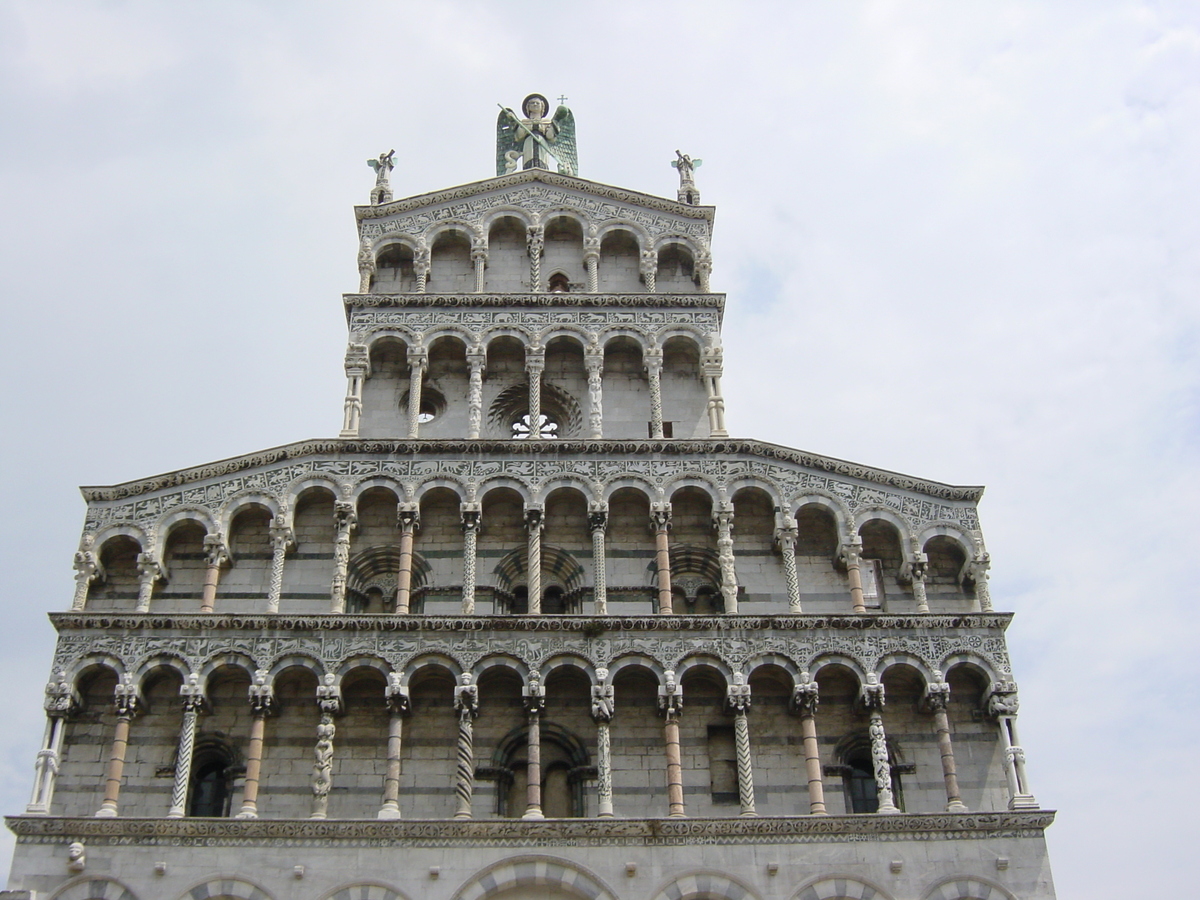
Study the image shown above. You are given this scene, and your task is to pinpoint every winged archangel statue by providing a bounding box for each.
[496,93,577,177]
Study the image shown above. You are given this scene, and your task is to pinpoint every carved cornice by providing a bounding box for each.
[344,292,725,312]
[354,169,715,223]
[49,612,1013,633]
[80,439,983,503]
[5,812,1055,846]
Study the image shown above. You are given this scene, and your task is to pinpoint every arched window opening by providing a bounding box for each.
[374,243,415,292]
[509,585,529,615]
[493,722,591,818]
[548,271,570,292]
[188,740,237,817]
[833,733,905,814]
[542,585,567,614]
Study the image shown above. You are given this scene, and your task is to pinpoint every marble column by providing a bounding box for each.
[841,534,867,614]
[701,347,727,437]
[584,241,600,293]
[776,524,802,612]
[970,555,994,613]
[792,673,826,814]
[466,347,486,439]
[406,349,428,439]
[640,250,658,293]
[167,675,206,818]
[527,226,544,293]
[71,543,100,611]
[266,521,294,613]
[525,348,545,439]
[135,552,163,613]
[378,675,409,819]
[394,504,420,614]
[589,505,608,614]
[460,504,480,614]
[525,508,543,614]
[523,677,545,819]
[471,242,488,293]
[95,676,139,817]
[591,669,615,817]
[199,535,230,614]
[659,671,686,817]
[340,344,369,437]
[329,501,357,614]
[585,350,604,438]
[906,550,930,613]
[651,504,673,614]
[414,247,429,293]
[925,678,968,811]
[714,508,739,613]
[989,685,1038,808]
[453,674,478,818]
[645,347,664,439]
[27,672,75,815]
[236,670,274,818]
[310,675,342,820]
[728,675,756,816]
[861,675,899,813]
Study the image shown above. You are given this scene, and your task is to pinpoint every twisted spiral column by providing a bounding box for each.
[266,523,293,613]
[646,350,664,439]
[526,509,543,613]
[777,526,801,612]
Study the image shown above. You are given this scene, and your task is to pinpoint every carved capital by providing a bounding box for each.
[179,673,207,713]
[248,669,275,715]
[460,503,481,531]
[643,346,664,375]
[588,506,609,534]
[639,250,658,277]
[113,675,140,718]
[316,673,343,715]
[268,522,296,554]
[334,502,358,533]
[658,670,682,716]
[987,682,1019,718]
[407,348,428,372]
[454,674,478,719]
[900,551,928,585]
[837,534,864,569]
[523,675,545,714]
[923,677,950,712]
[344,343,370,376]
[526,226,544,256]
[203,535,230,570]
[73,549,100,583]
[591,669,614,722]
[397,503,421,532]
[136,552,164,585]
[524,507,544,532]
[44,669,78,717]
[385,673,410,716]
[791,672,820,716]
[524,348,545,375]
[774,524,798,550]
[859,674,885,711]
[650,502,672,532]
[727,674,751,713]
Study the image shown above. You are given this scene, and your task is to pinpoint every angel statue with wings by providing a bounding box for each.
[496,93,577,177]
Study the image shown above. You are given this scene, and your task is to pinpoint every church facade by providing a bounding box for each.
[4,99,1056,900]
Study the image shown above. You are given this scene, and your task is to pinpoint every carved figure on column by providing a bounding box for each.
[467,345,486,438]
[902,548,930,613]
[527,225,544,292]
[496,94,577,176]
[414,246,430,293]
[71,538,100,611]
[135,552,164,613]
[367,149,395,205]
[859,673,899,813]
[585,349,604,438]
[311,674,342,820]
[968,553,994,612]
[671,150,703,205]
[591,667,615,817]
[357,240,375,293]
[640,250,658,293]
[330,501,358,613]
[714,507,739,613]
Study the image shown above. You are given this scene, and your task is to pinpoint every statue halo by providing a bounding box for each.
[522,93,551,118]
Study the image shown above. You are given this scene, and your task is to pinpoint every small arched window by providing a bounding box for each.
[189,741,235,817]
[845,751,878,813]
[548,272,570,292]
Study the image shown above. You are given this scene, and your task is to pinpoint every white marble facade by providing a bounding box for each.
[4,133,1055,900]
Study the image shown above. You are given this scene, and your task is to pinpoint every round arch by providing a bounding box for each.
[791,874,895,900]
[649,870,762,900]
[920,876,1017,900]
[173,876,274,900]
[451,855,617,900]
[50,876,139,900]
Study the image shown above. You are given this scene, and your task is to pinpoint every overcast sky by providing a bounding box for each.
[0,2,1197,897]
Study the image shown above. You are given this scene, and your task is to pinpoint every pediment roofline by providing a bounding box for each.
[79,438,983,504]
[355,168,715,223]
